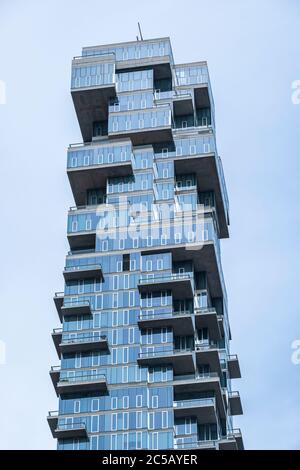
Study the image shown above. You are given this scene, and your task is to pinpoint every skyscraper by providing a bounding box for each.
[48,37,243,450]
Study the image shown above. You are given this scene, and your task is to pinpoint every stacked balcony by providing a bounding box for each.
[194,307,224,341]
[173,132,229,239]
[52,329,108,357]
[137,347,196,375]
[137,310,195,336]
[173,397,217,424]
[50,367,108,396]
[47,411,88,439]
[227,354,241,379]
[138,272,194,299]
[172,373,226,421]
[63,263,103,282]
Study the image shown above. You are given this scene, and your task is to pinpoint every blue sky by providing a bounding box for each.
[0,0,299,449]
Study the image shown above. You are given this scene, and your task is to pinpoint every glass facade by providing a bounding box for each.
[49,37,243,451]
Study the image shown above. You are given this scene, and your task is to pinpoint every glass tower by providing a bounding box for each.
[48,37,243,450]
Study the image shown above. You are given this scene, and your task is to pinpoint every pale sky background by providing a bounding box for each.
[0,0,299,450]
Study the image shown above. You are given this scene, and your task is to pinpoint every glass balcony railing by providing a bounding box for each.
[64,264,102,275]
[139,272,193,286]
[56,422,86,432]
[174,440,217,450]
[61,334,107,346]
[138,310,192,321]
[63,299,91,309]
[173,372,219,382]
[173,397,216,409]
[59,373,106,384]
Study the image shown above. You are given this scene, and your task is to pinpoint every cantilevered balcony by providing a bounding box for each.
[138,273,194,299]
[172,373,226,420]
[137,310,195,336]
[195,343,222,376]
[228,391,243,416]
[53,292,64,315]
[195,308,224,341]
[52,329,108,357]
[173,133,229,239]
[174,440,217,450]
[53,299,92,323]
[63,264,103,282]
[50,367,108,396]
[108,105,173,145]
[67,139,133,205]
[174,62,215,125]
[47,411,88,439]
[173,397,217,424]
[219,429,244,450]
[71,54,116,142]
[137,347,196,375]
[52,328,62,358]
[173,91,194,116]
[227,354,241,379]
[59,334,108,354]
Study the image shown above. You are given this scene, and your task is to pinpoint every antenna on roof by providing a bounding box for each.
[138,22,144,41]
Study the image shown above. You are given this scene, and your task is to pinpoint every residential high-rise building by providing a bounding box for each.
[48,37,243,451]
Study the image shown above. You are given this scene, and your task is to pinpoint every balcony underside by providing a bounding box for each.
[173,403,217,424]
[172,376,226,419]
[142,243,223,299]
[54,295,64,315]
[174,153,228,239]
[60,304,92,320]
[138,278,193,299]
[67,231,96,250]
[228,394,243,416]
[195,348,222,376]
[71,85,116,142]
[59,337,108,354]
[56,378,108,396]
[47,416,88,439]
[219,432,244,451]
[109,126,173,146]
[117,57,172,80]
[218,438,238,450]
[227,357,241,379]
[173,96,194,116]
[63,266,103,282]
[138,313,195,336]
[195,310,223,341]
[52,331,62,358]
[67,160,133,206]
[137,351,196,375]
